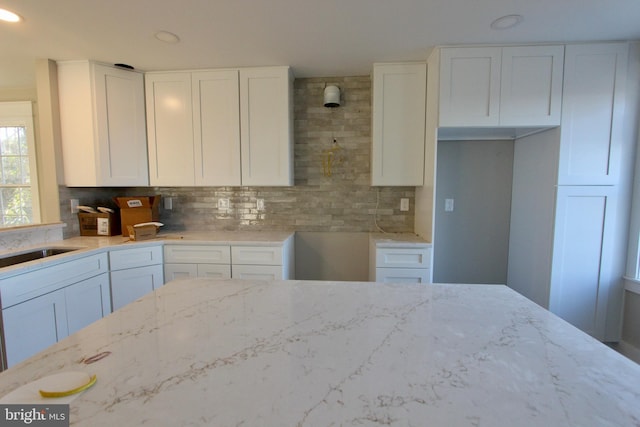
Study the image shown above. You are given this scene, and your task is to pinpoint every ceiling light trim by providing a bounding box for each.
[154,31,180,44]
[490,14,524,30]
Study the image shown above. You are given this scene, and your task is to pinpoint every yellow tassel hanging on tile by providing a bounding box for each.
[322,139,343,177]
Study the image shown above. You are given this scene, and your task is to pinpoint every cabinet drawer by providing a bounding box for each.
[109,245,163,270]
[232,265,282,280]
[375,247,431,268]
[164,245,231,264]
[231,245,282,265]
[375,268,430,284]
[164,263,231,281]
[198,264,231,279]
[0,253,109,309]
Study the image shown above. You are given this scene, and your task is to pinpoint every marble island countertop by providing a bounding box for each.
[0,278,638,426]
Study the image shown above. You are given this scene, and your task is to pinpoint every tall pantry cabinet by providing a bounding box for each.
[508,42,639,341]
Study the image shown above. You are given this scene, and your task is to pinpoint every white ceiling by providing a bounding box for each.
[1,0,639,88]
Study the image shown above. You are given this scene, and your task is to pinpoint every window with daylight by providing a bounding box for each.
[0,101,39,227]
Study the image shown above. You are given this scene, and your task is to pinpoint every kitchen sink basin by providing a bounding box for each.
[0,247,80,268]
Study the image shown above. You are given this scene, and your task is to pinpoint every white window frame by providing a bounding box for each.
[0,101,40,227]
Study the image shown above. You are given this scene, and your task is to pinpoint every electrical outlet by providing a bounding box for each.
[256,199,265,211]
[400,198,409,211]
[164,197,173,210]
[218,198,230,210]
[70,199,79,214]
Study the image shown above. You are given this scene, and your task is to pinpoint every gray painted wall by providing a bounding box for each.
[295,232,369,281]
[433,139,514,284]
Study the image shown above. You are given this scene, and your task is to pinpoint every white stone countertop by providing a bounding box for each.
[0,231,295,279]
[370,232,432,247]
[0,279,638,426]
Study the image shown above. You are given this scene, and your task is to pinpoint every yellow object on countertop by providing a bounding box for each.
[39,374,97,398]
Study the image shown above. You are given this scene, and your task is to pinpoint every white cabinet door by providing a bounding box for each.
[558,43,628,185]
[65,273,111,335]
[110,264,164,311]
[3,290,67,368]
[438,46,563,128]
[371,63,426,186]
[499,45,564,126]
[145,72,195,186]
[58,61,148,186]
[192,70,242,186]
[549,186,617,340]
[164,263,198,281]
[439,47,502,127]
[239,67,293,186]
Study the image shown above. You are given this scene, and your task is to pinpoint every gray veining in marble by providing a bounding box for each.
[1,279,639,426]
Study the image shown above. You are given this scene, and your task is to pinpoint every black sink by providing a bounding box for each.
[0,248,79,268]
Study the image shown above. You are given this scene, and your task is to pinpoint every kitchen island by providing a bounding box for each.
[0,278,639,426]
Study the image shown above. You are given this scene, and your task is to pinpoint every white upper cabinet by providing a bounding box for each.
[239,67,293,186]
[439,47,502,127]
[57,61,148,186]
[558,43,628,185]
[371,63,426,186]
[145,72,195,186]
[438,46,563,127]
[193,70,241,186]
[145,66,292,186]
[499,46,564,126]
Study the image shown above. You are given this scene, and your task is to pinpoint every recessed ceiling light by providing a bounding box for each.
[0,8,21,23]
[490,14,524,30]
[154,31,180,44]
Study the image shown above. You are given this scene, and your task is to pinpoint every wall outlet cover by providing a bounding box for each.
[218,198,230,209]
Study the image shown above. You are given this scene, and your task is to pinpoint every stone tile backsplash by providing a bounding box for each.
[59,76,416,237]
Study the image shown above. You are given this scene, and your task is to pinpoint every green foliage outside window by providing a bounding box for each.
[0,126,33,226]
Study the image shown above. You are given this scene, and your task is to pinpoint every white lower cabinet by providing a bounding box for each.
[548,186,619,339]
[109,245,164,311]
[0,252,110,368]
[164,242,294,282]
[369,238,432,283]
[65,274,111,335]
[110,265,164,310]
[3,289,67,368]
[231,243,294,280]
[163,244,232,281]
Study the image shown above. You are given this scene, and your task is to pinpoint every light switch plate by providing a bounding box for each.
[400,198,409,211]
[256,199,265,211]
[445,198,455,212]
